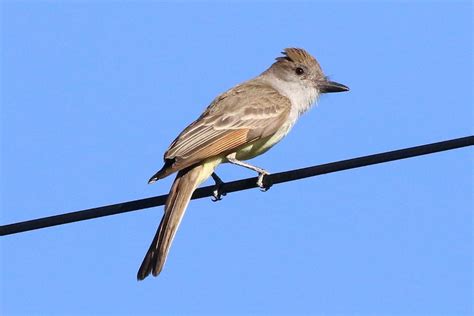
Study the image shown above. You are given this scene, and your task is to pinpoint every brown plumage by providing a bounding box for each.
[138,165,210,279]
[138,47,348,280]
[277,48,317,64]
[139,83,292,281]
[147,82,291,183]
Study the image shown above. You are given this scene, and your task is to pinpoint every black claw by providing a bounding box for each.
[257,173,272,192]
[260,186,270,192]
[211,173,227,202]
[212,188,227,202]
[259,183,272,192]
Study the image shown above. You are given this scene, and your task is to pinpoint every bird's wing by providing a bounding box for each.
[162,82,291,174]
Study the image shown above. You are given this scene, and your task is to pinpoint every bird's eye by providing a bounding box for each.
[295,67,304,75]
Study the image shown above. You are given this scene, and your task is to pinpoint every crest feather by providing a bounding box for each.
[276,48,315,63]
[275,48,322,72]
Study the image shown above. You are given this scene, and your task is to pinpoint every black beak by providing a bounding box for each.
[319,80,350,93]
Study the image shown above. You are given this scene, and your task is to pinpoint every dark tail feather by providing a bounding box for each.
[148,159,175,184]
[137,165,206,280]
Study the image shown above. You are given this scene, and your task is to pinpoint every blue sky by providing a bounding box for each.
[1,1,472,315]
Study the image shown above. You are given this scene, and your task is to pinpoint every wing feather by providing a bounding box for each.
[158,81,291,176]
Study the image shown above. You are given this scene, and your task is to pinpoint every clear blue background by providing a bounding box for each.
[1,1,472,315]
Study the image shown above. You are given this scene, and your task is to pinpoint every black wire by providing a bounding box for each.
[1,136,472,236]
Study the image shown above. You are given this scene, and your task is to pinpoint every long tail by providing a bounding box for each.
[137,161,216,280]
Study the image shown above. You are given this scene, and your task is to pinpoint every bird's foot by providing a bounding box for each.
[211,172,227,202]
[257,170,272,192]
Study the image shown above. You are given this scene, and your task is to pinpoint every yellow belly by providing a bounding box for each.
[233,128,288,161]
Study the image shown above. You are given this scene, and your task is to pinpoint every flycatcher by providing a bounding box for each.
[137,48,349,280]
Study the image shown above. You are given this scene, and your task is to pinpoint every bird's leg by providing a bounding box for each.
[226,154,272,191]
[211,172,227,202]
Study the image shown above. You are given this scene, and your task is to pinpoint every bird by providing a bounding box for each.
[137,48,349,280]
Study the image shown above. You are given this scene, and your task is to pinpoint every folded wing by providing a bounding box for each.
[150,82,291,181]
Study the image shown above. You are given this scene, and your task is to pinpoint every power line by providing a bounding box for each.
[1,136,472,237]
